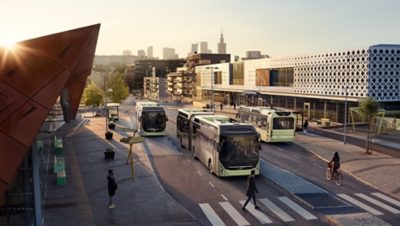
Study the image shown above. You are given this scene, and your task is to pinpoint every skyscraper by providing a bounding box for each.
[200,42,211,53]
[218,32,226,54]
[191,43,198,53]
[147,46,153,58]
[138,49,146,58]
[163,47,178,59]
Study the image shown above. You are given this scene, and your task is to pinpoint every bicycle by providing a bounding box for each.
[326,163,343,186]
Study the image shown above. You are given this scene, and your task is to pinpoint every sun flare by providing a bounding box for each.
[0,37,17,49]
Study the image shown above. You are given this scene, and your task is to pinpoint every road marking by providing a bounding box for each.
[199,203,225,226]
[239,200,273,224]
[258,198,295,222]
[209,181,215,188]
[338,194,383,215]
[355,193,400,214]
[197,170,202,176]
[371,192,400,208]
[313,163,323,169]
[219,202,250,226]
[221,194,228,201]
[278,196,317,220]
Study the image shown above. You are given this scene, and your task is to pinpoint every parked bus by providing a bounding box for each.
[135,101,167,136]
[236,106,296,142]
[176,109,214,149]
[189,115,260,177]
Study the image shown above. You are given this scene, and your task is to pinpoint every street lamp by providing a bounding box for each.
[205,66,218,112]
[342,86,352,144]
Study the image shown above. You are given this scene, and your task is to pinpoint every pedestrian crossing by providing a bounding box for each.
[199,192,400,225]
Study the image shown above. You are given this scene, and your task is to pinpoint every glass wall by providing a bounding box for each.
[270,67,294,87]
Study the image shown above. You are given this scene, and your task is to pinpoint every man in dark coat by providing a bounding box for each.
[107,169,118,208]
[242,170,260,211]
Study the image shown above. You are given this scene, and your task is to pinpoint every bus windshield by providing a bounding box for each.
[142,111,167,132]
[219,135,259,169]
[273,117,295,130]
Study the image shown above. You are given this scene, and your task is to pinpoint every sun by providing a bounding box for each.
[0,37,17,49]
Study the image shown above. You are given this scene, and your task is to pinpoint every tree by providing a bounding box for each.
[82,81,104,114]
[358,97,379,154]
[107,72,130,103]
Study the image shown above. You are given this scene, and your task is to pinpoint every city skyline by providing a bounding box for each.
[1,0,400,58]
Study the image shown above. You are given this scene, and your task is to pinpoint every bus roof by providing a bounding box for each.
[239,106,294,116]
[194,115,243,126]
[136,101,159,107]
[178,108,213,117]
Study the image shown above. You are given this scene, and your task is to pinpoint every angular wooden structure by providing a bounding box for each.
[0,24,100,194]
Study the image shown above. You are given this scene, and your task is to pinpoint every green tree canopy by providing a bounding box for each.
[83,81,103,107]
[107,72,129,103]
[358,96,379,154]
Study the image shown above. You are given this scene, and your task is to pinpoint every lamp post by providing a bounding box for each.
[206,66,218,112]
[343,86,352,144]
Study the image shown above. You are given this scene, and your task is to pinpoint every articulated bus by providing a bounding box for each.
[135,101,167,136]
[236,106,296,142]
[189,115,260,177]
[176,109,214,149]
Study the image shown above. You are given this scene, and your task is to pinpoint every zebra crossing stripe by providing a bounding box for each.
[239,200,273,224]
[338,194,383,215]
[278,196,317,220]
[355,193,400,214]
[219,202,250,226]
[199,203,226,226]
[258,198,295,222]
[371,192,400,208]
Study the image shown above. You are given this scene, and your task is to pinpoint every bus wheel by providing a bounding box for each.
[208,159,213,173]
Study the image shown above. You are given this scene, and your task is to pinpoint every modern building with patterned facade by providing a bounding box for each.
[196,44,400,123]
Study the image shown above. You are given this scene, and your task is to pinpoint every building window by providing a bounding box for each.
[214,71,222,84]
[270,67,294,87]
[232,62,244,85]
[256,69,270,86]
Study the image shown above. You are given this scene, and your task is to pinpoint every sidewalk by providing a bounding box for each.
[43,117,198,226]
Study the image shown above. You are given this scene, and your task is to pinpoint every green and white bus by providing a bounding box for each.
[135,101,167,136]
[176,109,213,149]
[237,106,296,142]
[189,115,260,177]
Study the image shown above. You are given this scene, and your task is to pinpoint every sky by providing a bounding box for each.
[1,0,400,58]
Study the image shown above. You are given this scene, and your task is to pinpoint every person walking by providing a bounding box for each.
[303,119,309,134]
[107,169,118,208]
[220,102,223,111]
[242,170,260,211]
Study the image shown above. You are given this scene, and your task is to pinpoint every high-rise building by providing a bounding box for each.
[200,42,211,53]
[191,43,198,53]
[138,49,146,58]
[217,32,226,54]
[147,46,153,58]
[163,47,178,59]
[244,51,265,59]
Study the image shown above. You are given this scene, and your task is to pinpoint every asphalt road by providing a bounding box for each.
[115,97,400,226]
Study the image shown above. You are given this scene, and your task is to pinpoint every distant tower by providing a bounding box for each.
[218,32,226,54]
[137,49,146,58]
[200,42,211,53]
[191,43,198,53]
[147,46,153,58]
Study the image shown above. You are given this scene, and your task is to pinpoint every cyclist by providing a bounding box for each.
[328,151,341,179]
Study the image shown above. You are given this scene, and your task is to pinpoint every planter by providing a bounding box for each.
[105,131,113,140]
[104,149,115,160]
[108,123,116,130]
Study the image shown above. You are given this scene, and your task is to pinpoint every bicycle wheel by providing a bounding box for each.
[335,172,343,186]
[326,168,332,180]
